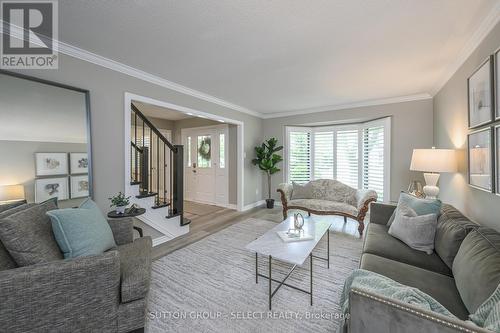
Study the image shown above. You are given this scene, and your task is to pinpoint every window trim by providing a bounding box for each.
[285,117,391,201]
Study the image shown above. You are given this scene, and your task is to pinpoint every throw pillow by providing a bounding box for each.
[387,192,441,227]
[388,204,438,254]
[0,199,27,214]
[47,198,116,259]
[470,283,500,331]
[291,181,313,200]
[0,197,62,266]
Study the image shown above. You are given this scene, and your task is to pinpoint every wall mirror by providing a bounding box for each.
[0,70,92,208]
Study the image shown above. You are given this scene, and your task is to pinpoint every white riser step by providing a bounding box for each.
[127,184,189,245]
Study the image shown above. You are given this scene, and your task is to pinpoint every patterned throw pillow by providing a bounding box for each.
[291,181,313,200]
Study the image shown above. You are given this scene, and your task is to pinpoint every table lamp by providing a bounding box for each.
[0,184,25,203]
[410,148,457,199]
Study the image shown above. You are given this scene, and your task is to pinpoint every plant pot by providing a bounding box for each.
[115,206,127,214]
[266,199,275,209]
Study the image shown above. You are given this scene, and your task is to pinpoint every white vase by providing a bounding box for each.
[115,206,126,214]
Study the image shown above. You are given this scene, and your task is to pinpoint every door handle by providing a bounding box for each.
[192,170,197,173]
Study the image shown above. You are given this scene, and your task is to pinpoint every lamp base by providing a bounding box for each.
[423,173,440,199]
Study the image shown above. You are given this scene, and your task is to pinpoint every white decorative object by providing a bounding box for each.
[276,230,313,243]
[70,175,89,198]
[70,153,88,174]
[35,153,68,176]
[35,177,69,203]
[410,148,457,199]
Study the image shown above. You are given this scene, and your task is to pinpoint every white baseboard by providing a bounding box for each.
[243,200,266,211]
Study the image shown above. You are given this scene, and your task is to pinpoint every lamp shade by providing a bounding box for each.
[410,148,457,173]
[0,185,25,202]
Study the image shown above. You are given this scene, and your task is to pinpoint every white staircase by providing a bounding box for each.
[128,184,188,246]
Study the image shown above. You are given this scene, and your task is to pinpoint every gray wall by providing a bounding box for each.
[13,53,264,212]
[434,21,500,229]
[0,140,87,208]
[263,99,434,202]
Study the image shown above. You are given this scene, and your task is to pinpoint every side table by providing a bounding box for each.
[107,208,146,238]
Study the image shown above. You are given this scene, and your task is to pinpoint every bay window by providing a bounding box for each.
[285,117,391,201]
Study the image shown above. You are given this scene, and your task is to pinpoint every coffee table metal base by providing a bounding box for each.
[254,230,330,310]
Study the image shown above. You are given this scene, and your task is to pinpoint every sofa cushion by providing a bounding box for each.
[310,179,357,205]
[0,203,36,271]
[453,227,500,314]
[117,236,152,303]
[363,223,451,276]
[0,198,62,266]
[360,253,469,319]
[435,204,477,269]
[388,204,437,254]
[291,181,313,199]
[47,199,116,259]
[0,200,26,214]
[288,199,358,216]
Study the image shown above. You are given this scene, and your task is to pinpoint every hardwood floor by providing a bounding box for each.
[151,204,363,260]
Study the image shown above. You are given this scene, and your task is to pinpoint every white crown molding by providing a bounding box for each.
[430,2,500,95]
[0,20,264,119]
[261,93,433,119]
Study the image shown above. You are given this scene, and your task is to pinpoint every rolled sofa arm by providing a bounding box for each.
[370,202,396,225]
[355,190,377,211]
[277,183,292,203]
[347,288,489,333]
[0,251,121,332]
[108,217,134,245]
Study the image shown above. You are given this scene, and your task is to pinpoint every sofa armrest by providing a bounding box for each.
[369,202,396,225]
[277,183,292,203]
[119,236,152,303]
[0,251,121,332]
[108,217,134,245]
[355,190,377,212]
[347,288,488,333]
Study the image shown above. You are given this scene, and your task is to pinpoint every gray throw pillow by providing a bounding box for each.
[0,198,62,266]
[0,200,27,214]
[291,181,313,200]
[388,204,438,254]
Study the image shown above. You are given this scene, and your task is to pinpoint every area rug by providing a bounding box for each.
[184,200,225,216]
[146,218,363,332]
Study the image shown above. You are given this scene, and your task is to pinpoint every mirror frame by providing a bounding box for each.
[0,69,93,199]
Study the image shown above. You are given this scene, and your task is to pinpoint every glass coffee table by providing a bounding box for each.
[245,216,331,310]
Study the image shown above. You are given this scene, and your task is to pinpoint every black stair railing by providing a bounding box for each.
[130,103,188,225]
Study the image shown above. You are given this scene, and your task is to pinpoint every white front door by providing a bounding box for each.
[183,125,228,206]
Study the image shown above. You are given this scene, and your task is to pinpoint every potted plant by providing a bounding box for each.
[252,138,283,209]
[109,192,130,214]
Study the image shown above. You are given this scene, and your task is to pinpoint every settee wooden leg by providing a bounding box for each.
[308,212,311,217]
[282,208,288,220]
[358,221,365,238]
[343,216,347,223]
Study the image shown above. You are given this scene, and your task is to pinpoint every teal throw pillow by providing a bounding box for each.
[46,198,116,259]
[387,192,442,226]
[470,283,500,331]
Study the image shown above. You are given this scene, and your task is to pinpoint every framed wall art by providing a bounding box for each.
[35,152,68,176]
[70,152,89,174]
[70,175,89,199]
[35,177,69,203]
[468,56,494,128]
[468,127,493,192]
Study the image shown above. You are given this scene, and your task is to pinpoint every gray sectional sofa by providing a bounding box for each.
[345,202,500,333]
[0,203,152,333]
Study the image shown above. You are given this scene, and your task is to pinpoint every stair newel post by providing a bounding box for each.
[169,148,173,207]
[149,127,152,194]
[156,134,160,206]
[134,112,138,182]
[163,144,167,205]
[172,145,184,221]
[142,146,149,194]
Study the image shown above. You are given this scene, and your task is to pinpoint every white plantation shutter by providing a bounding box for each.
[288,131,311,183]
[336,129,359,188]
[314,131,334,179]
[363,125,385,200]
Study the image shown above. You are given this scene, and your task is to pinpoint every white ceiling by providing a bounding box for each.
[133,102,193,121]
[58,0,499,115]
